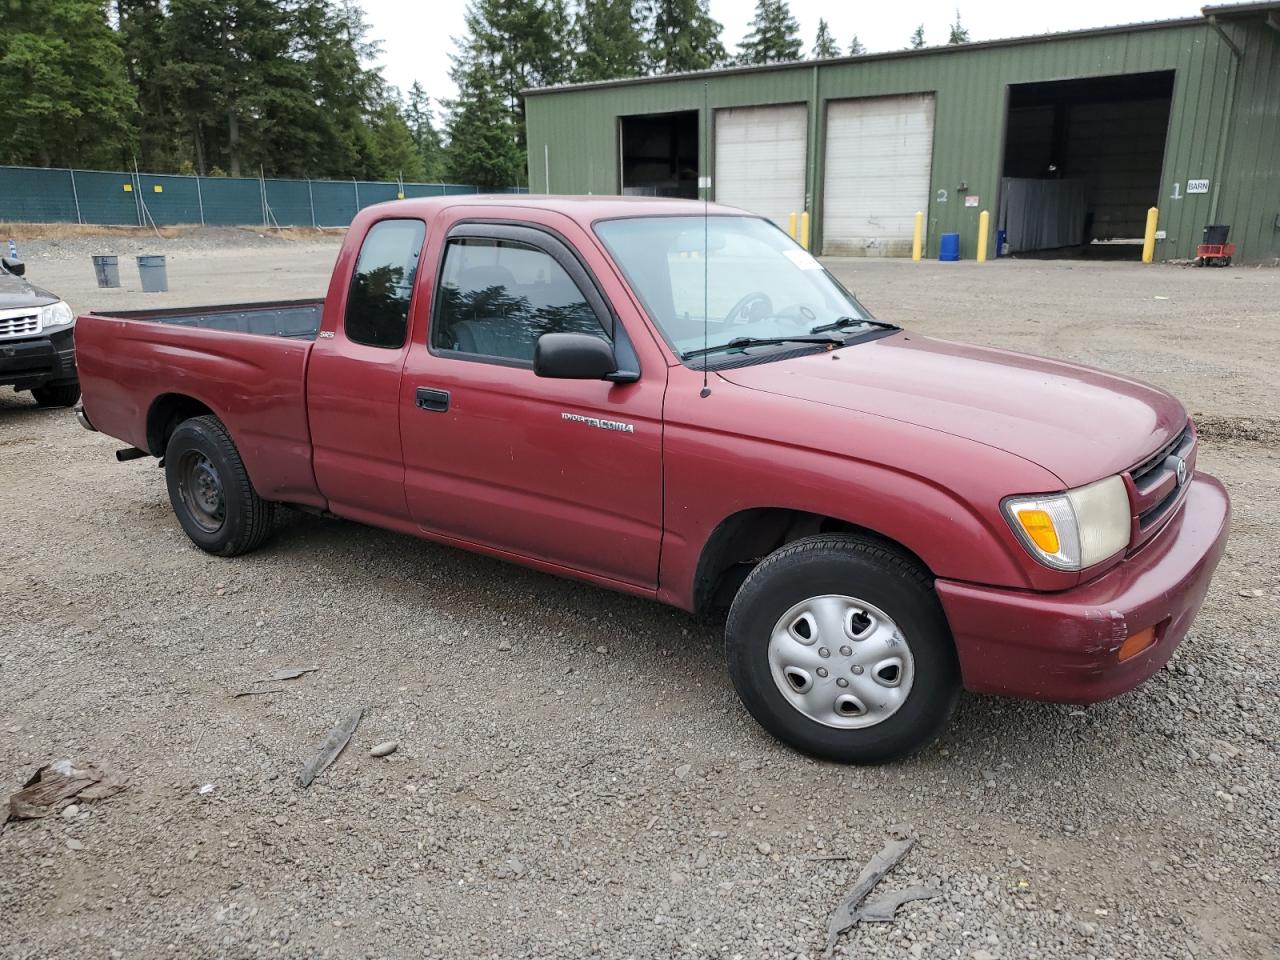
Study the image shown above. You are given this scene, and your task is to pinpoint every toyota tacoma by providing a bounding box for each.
[73,196,1230,762]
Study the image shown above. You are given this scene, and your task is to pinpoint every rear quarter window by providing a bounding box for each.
[344,219,426,348]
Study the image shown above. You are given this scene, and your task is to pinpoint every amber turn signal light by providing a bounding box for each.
[1117,627,1157,662]
[1015,508,1060,554]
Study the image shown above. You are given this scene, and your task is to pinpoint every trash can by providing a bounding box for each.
[938,232,961,262]
[92,255,120,288]
[136,255,168,293]
[1202,224,1230,245]
[995,229,1008,258]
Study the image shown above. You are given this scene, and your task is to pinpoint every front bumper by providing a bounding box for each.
[0,328,77,390]
[937,473,1230,704]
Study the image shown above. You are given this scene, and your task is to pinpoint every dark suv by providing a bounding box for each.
[0,256,79,407]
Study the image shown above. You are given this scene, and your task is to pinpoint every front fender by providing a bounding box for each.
[657,378,1067,611]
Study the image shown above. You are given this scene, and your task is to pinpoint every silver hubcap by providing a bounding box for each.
[767,595,914,729]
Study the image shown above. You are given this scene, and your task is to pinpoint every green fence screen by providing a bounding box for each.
[0,165,527,227]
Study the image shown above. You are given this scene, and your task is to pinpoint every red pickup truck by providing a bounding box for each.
[75,196,1230,762]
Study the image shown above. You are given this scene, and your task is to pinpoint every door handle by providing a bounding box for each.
[415,387,450,412]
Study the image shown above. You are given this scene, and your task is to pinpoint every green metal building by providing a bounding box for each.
[525,2,1280,263]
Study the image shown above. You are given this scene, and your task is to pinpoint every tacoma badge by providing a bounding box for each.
[561,411,635,434]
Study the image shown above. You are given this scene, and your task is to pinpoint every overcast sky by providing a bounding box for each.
[360,0,1206,114]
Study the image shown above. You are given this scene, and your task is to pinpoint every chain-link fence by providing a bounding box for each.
[0,166,528,228]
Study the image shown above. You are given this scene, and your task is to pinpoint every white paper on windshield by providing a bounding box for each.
[783,249,823,271]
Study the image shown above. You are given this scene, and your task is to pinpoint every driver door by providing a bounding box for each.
[398,219,666,589]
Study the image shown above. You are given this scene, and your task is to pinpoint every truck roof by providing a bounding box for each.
[362,193,746,226]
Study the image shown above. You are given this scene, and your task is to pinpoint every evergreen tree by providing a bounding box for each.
[161,0,395,179]
[648,0,725,73]
[163,0,296,177]
[116,0,180,170]
[909,24,926,49]
[811,18,840,59]
[574,0,647,82]
[737,0,802,65]
[368,97,426,181]
[848,35,866,55]
[294,0,388,178]
[461,0,571,150]
[948,9,970,44]
[0,0,136,168]
[405,82,447,181]
[444,47,525,189]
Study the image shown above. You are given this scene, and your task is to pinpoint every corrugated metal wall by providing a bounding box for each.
[1213,18,1280,261]
[526,18,1278,262]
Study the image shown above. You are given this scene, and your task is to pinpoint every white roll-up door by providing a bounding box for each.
[822,95,936,256]
[714,104,807,228]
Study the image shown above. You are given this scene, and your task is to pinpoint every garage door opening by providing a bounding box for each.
[619,111,699,199]
[1000,71,1173,259]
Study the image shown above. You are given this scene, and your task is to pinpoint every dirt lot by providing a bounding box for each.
[2,231,1277,959]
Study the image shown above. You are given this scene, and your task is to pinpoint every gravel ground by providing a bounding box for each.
[11,225,343,262]
[1,232,1277,959]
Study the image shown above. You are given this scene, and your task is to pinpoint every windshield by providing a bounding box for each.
[594,215,877,361]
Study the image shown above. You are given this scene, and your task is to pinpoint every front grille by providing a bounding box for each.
[1128,422,1195,538]
[1131,426,1189,486]
[0,312,40,339]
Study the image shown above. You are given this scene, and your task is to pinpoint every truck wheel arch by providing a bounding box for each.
[147,393,216,457]
[691,508,933,618]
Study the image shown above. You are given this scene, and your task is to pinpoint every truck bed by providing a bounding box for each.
[75,300,325,509]
[111,299,323,340]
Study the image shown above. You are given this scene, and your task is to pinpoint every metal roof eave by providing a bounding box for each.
[1201,0,1280,18]
[523,16,1207,98]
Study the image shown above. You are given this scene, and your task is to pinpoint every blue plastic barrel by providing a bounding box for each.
[938,232,960,262]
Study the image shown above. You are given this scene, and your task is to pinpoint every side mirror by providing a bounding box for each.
[534,332,617,380]
[2,256,24,277]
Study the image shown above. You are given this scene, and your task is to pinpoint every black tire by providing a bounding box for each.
[164,414,274,556]
[725,534,960,764]
[32,383,81,407]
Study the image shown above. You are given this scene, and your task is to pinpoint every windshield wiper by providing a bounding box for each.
[681,334,844,361]
[808,316,899,335]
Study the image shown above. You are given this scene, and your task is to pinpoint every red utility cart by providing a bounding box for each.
[1195,242,1235,266]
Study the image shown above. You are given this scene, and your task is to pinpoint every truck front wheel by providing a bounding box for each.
[164,415,275,556]
[725,534,960,763]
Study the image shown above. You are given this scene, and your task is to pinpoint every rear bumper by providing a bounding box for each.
[0,329,77,389]
[937,473,1230,704]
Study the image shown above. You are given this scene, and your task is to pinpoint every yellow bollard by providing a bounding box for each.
[799,210,810,250]
[787,212,797,240]
[1141,207,1159,263]
[912,211,924,262]
[976,209,990,264]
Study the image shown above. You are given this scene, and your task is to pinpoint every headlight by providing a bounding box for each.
[40,300,75,331]
[1003,475,1131,571]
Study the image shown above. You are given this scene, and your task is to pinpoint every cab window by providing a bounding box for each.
[431,238,607,364]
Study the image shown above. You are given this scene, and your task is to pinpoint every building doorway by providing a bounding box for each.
[1000,71,1174,258]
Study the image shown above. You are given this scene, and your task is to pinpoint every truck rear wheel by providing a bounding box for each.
[725,534,960,764]
[164,415,275,556]
[32,383,81,408]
